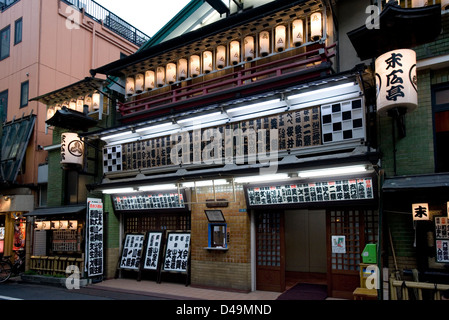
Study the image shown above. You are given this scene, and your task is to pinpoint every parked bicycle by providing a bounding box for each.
[0,250,25,283]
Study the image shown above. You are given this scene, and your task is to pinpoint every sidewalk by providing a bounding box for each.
[88,278,282,300]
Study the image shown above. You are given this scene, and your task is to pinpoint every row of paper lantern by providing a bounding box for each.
[34,220,78,230]
[125,12,323,96]
[46,93,102,120]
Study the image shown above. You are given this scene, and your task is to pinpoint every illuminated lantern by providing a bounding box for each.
[166,63,177,84]
[412,0,426,7]
[443,0,449,10]
[244,36,255,61]
[275,25,286,52]
[62,101,69,109]
[61,132,84,167]
[41,221,51,230]
[375,49,417,116]
[230,40,240,65]
[203,51,213,73]
[76,98,84,112]
[46,106,55,120]
[135,73,144,93]
[412,203,429,221]
[84,95,92,111]
[310,12,322,41]
[156,67,165,87]
[126,77,135,96]
[145,70,155,90]
[292,19,304,47]
[68,220,78,230]
[259,31,270,57]
[69,99,76,110]
[92,92,101,110]
[178,59,188,80]
[190,55,201,77]
[55,104,61,112]
[216,46,226,69]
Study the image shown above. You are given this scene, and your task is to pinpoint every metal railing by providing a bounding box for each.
[62,0,150,46]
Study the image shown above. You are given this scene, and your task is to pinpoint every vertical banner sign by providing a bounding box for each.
[143,232,163,270]
[163,232,190,273]
[435,216,449,263]
[87,199,103,277]
[61,132,84,167]
[375,49,417,116]
[412,203,429,221]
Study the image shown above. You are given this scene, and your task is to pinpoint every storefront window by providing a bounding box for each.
[209,224,227,248]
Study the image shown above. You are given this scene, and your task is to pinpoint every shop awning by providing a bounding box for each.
[45,107,98,131]
[24,205,86,217]
[1,114,36,185]
[382,173,449,192]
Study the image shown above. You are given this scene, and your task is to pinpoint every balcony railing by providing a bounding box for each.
[62,0,150,47]
[118,43,337,119]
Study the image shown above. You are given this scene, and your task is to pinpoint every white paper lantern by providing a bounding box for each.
[203,51,213,73]
[156,67,165,87]
[61,132,84,167]
[190,55,201,77]
[412,203,429,221]
[216,46,226,69]
[292,19,304,47]
[76,98,84,112]
[46,106,55,120]
[244,36,255,61]
[166,63,177,84]
[375,49,417,116]
[275,25,286,52]
[412,0,426,7]
[126,77,135,96]
[311,12,322,41]
[84,95,92,111]
[69,99,76,110]
[135,73,144,93]
[443,0,449,10]
[259,31,270,57]
[92,93,101,110]
[145,70,155,90]
[178,59,188,80]
[230,40,240,65]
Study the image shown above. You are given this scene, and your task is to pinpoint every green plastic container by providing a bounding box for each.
[362,244,377,264]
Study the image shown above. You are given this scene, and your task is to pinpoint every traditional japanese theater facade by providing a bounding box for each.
[79,0,381,298]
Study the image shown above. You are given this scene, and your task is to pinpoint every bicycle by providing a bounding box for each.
[0,250,25,283]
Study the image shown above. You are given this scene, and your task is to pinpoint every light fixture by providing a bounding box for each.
[126,77,135,96]
[178,59,188,80]
[226,98,281,115]
[203,51,213,73]
[230,40,240,65]
[92,92,101,110]
[287,82,356,101]
[177,112,223,125]
[69,99,76,110]
[102,187,136,194]
[84,95,92,111]
[166,63,177,84]
[156,67,165,87]
[145,70,155,91]
[298,165,368,178]
[190,55,201,77]
[76,98,84,112]
[310,12,322,41]
[216,46,226,69]
[244,36,255,61]
[259,31,270,57]
[135,73,144,93]
[102,130,133,141]
[46,106,55,120]
[275,25,286,52]
[140,184,178,191]
[135,122,174,134]
[292,19,304,47]
[234,173,289,184]
[182,179,228,188]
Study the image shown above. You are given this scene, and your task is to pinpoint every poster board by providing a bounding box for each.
[435,216,449,263]
[86,199,103,277]
[162,231,191,274]
[142,231,164,271]
[119,233,145,271]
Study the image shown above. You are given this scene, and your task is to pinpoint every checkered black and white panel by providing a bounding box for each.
[103,145,123,173]
[321,98,365,144]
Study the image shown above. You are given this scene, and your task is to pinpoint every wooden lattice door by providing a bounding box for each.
[256,211,285,292]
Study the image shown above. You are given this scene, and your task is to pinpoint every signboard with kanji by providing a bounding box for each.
[435,216,449,263]
[162,232,190,273]
[86,199,103,277]
[143,231,164,271]
[119,233,145,270]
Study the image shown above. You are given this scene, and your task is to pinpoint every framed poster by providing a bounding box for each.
[163,231,190,273]
[332,235,346,254]
[143,231,164,271]
[119,233,145,270]
[86,199,103,277]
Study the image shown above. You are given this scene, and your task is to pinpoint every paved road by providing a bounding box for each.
[0,280,167,300]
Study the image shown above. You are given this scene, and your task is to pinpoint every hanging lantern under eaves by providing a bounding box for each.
[311,12,322,41]
[126,77,135,96]
[135,73,144,93]
[156,67,165,87]
[259,31,270,57]
[230,41,240,65]
[375,48,418,116]
[61,132,84,168]
[244,36,255,61]
[292,19,304,47]
[203,51,213,73]
[145,70,155,90]
[166,63,177,84]
[275,25,286,52]
[178,59,188,80]
[216,46,226,69]
[92,92,101,110]
[190,55,201,77]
